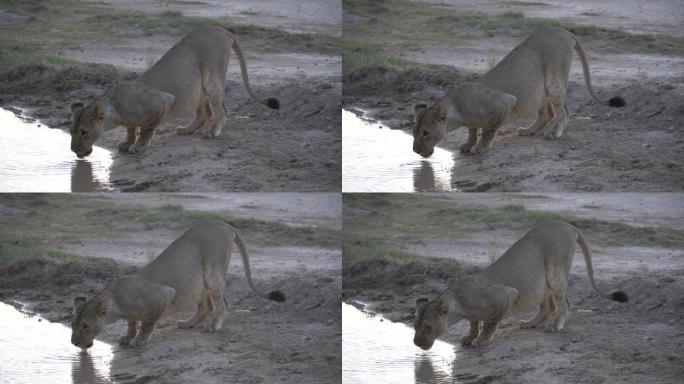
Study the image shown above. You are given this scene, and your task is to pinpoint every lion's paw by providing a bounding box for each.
[471,337,492,347]
[460,335,476,346]
[470,145,490,155]
[129,336,150,347]
[459,142,475,154]
[118,335,134,346]
[117,141,133,152]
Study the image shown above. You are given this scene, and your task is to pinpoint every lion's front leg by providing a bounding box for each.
[118,320,138,345]
[128,126,157,154]
[460,320,480,346]
[472,320,499,347]
[459,127,478,154]
[470,126,499,155]
[117,126,137,152]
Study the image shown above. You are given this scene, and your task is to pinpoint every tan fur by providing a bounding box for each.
[413,28,623,157]
[69,27,279,158]
[413,220,627,349]
[71,220,285,349]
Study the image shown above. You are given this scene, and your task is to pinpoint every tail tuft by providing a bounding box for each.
[611,291,628,303]
[608,96,626,108]
[269,290,286,302]
[266,97,280,110]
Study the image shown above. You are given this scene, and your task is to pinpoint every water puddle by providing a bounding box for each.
[0,302,114,384]
[0,107,114,192]
[342,109,456,192]
[342,302,457,384]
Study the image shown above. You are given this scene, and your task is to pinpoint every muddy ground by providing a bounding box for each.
[0,0,341,192]
[342,0,684,192]
[342,193,684,383]
[0,193,342,384]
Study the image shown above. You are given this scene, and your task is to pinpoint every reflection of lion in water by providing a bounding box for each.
[70,27,279,158]
[414,220,628,349]
[413,28,625,157]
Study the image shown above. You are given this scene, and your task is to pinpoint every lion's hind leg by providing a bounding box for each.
[547,274,571,331]
[520,294,556,329]
[519,100,555,136]
[203,96,227,139]
[201,267,229,332]
[177,294,214,329]
[177,98,213,135]
[544,81,569,139]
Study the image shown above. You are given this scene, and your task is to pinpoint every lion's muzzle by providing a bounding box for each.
[413,140,434,158]
[413,335,434,350]
[74,148,93,159]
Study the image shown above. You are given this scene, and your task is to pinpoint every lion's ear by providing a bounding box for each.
[415,297,429,316]
[94,102,105,121]
[436,103,448,122]
[70,102,84,118]
[414,103,428,116]
[438,296,449,315]
[73,296,86,316]
[97,295,108,316]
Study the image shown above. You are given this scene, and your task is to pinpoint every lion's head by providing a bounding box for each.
[71,295,108,350]
[413,103,448,158]
[70,102,105,158]
[413,296,453,350]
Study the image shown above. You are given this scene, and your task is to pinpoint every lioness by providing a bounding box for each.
[70,27,279,158]
[71,220,285,350]
[413,28,625,157]
[413,220,627,349]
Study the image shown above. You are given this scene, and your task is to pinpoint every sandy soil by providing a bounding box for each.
[0,194,342,384]
[342,0,684,192]
[342,193,684,384]
[0,1,341,192]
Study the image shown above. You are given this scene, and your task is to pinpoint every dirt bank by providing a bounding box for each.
[0,194,342,384]
[342,0,684,192]
[342,193,684,383]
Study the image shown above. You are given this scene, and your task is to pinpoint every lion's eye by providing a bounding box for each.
[82,324,89,330]
[422,131,429,138]
[81,130,88,136]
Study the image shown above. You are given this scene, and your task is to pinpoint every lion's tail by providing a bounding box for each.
[574,226,628,303]
[571,34,625,108]
[232,228,286,302]
[230,35,280,110]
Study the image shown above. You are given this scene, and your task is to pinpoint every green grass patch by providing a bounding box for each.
[343,194,684,249]
[0,195,340,250]
[343,244,426,267]
[0,42,82,69]
[0,243,81,267]
[501,1,549,6]
[83,10,337,53]
[0,0,337,70]
[85,10,223,35]
[343,0,684,58]
[343,51,438,74]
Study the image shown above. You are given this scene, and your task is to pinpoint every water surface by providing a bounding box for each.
[0,108,113,192]
[342,303,457,384]
[342,109,456,192]
[0,302,113,384]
